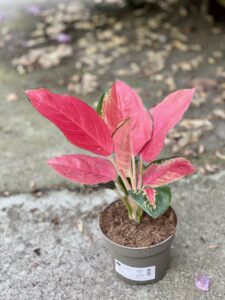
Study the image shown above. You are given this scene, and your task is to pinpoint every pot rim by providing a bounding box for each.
[99,199,177,251]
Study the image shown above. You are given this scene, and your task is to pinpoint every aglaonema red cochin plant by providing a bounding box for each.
[26,80,196,223]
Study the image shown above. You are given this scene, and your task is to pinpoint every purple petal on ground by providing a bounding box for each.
[27,5,41,15]
[195,275,211,291]
[0,12,6,22]
[56,33,72,43]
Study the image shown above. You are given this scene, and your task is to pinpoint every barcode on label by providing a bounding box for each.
[115,259,156,281]
[147,268,151,276]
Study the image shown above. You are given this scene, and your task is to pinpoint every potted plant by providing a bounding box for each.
[26,80,196,284]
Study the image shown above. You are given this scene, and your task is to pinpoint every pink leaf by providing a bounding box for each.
[112,119,132,176]
[195,275,211,292]
[140,89,196,162]
[102,80,152,154]
[26,89,113,156]
[143,157,196,187]
[48,154,117,185]
[144,187,156,207]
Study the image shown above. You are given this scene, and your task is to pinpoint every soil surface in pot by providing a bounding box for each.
[100,200,176,248]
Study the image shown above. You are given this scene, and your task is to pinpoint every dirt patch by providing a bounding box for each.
[99,200,177,248]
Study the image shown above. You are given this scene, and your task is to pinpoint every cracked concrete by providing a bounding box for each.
[0,173,225,299]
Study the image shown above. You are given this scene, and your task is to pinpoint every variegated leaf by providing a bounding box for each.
[128,186,171,218]
[48,154,117,185]
[140,89,196,162]
[144,187,156,207]
[26,89,113,156]
[100,80,153,154]
[112,119,132,176]
[143,157,196,187]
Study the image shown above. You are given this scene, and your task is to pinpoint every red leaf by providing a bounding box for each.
[48,154,117,185]
[26,89,113,156]
[102,80,152,154]
[143,157,196,187]
[144,187,156,207]
[112,119,132,176]
[140,89,196,162]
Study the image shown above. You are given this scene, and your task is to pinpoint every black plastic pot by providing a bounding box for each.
[99,200,177,284]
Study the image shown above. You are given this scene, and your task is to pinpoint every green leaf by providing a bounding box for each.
[117,176,128,195]
[152,156,180,164]
[144,156,180,170]
[96,92,106,115]
[128,186,171,218]
[97,181,116,190]
[96,85,113,115]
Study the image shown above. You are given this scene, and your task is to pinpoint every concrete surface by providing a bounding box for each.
[0,172,225,300]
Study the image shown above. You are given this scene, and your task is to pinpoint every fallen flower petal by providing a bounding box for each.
[195,275,211,291]
[27,5,41,15]
[56,33,72,43]
[0,12,6,22]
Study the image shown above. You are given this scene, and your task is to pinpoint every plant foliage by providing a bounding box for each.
[26,80,196,223]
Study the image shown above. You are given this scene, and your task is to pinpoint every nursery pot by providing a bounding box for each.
[99,200,177,285]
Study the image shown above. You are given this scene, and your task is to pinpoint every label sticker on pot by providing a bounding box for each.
[115,259,155,281]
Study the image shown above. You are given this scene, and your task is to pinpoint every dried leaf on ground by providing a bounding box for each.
[191,90,207,107]
[215,151,225,160]
[198,144,205,154]
[168,117,214,154]
[6,93,19,102]
[165,77,176,91]
[171,130,202,153]
[115,62,140,77]
[172,56,203,72]
[76,219,84,232]
[212,109,225,119]
[208,244,219,249]
[192,78,217,91]
[213,91,225,104]
[198,164,219,175]
[12,45,72,71]
[179,119,214,130]
[173,40,188,52]
[67,73,99,95]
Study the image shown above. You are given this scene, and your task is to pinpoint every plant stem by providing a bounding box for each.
[131,155,136,191]
[109,156,131,190]
[137,207,141,224]
[121,197,132,216]
[115,181,132,216]
[139,157,144,189]
[109,156,141,223]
